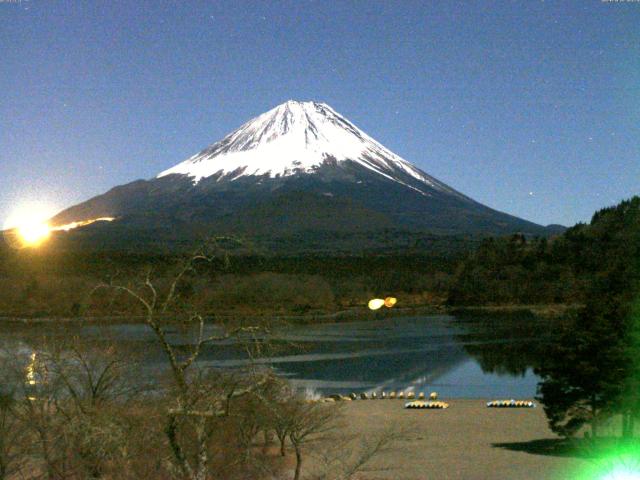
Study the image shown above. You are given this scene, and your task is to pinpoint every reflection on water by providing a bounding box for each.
[453,311,556,377]
[26,352,37,386]
[0,313,558,398]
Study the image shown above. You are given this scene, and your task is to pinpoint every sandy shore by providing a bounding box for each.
[327,399,588,480]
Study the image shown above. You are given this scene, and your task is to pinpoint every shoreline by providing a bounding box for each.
[326,399,587,479]
[0,303,575,326]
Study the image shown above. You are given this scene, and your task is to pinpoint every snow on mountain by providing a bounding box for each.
[50,99,552,248]
[158,100,458,197]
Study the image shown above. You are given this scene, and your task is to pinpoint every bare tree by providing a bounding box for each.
[7,346,72,480]
[93,245,271,480]
[286,401,340,480]
[258,379,296,457]
[0,390,26,480]
[311,427,403,480]
[0,335,141,480]
[47,339,136,479]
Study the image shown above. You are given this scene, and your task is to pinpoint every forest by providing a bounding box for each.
[1,197,639,319]
[448,197,640,307]
[0,197,638,479]
[454,197,640,440]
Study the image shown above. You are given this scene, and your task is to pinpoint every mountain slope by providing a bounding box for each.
[51,100,553,252]
[157,100,463,198]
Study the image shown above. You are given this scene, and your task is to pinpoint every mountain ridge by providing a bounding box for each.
[50,100,559,252]
[157,100,467,199]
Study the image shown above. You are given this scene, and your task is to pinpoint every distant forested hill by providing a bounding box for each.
[2,197,637,318]
[448,196,640,306]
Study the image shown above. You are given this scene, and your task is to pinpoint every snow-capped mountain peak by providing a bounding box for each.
[157,100,456,195]
[51,100,551,245]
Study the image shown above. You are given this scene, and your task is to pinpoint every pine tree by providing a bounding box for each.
[536,307,626,437]
[536,196,640,438]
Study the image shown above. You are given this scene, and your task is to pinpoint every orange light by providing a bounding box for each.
[52,217,115,232]
[3,202,56,249]
[384,297,397,307]
[17,221,51,247]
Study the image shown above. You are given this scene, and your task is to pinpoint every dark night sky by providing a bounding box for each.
[1,0,638,228]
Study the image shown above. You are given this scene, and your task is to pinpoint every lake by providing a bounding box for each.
[1,313,556,399]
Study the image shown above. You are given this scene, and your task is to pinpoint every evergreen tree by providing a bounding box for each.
[536,308,626,437]
[536,196,640,438]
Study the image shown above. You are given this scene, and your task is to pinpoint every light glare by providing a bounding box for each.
[602,467,640,480]
[17,221,51,246]
[2,199,116,249]
[384,296,397,307]
[368,298,385,310]
[2,202,56,248]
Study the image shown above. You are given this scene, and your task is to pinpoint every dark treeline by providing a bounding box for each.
[450,197,640,439]
[448,197,640,306]
[3,196,639,318]
[0,245,462,279]
[0,244,462,317]
[448,234,579,305]
[534,196,640,438]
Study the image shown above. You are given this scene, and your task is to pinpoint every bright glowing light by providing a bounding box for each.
[368,298,385,310]
[53,217,115,232]
[572,445,640,480]
[384,297,397,307]
[17,221,51,246]
[3,202,56,230]
[602,466,640,480]
[26,352,37,386]
[2,199,115,249]
[2,202,57,248]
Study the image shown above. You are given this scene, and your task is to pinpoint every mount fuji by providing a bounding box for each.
[157,100,462,198]
[51,100,554,252]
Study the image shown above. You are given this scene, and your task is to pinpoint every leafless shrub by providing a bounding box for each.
[286,401,341,480]
[0,390,27,480]
[93,244,277,480]
[0,242,398,480]
[310,426,404,480]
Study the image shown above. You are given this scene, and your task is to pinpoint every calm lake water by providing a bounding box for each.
[1,314,556,398]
